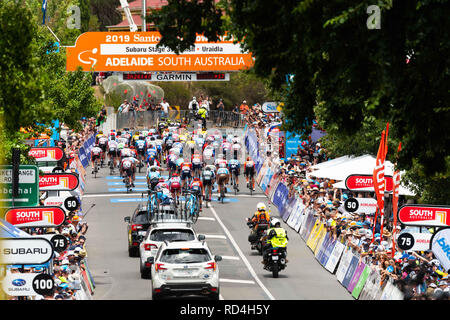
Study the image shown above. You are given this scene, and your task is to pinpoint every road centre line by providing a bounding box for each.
[220,256,240,261]
[208,205,275,300]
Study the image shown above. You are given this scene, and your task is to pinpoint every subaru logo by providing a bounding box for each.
[12,279,26,287]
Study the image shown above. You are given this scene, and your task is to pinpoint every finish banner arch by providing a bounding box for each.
[66,32,254,72]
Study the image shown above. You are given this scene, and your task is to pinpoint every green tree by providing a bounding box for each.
[146,0,450,203]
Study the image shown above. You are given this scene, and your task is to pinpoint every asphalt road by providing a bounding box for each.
[81,149,352,300]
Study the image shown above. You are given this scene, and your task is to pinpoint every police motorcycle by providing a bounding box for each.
[246,203,271,255]
[261,219,288,278]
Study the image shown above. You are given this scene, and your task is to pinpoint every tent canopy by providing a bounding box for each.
[308,154,416,196]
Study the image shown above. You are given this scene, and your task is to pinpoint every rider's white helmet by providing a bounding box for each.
[257,202,266,211]
[271,218,281,227]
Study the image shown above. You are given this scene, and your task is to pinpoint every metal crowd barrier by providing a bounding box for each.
[116,110,246,130]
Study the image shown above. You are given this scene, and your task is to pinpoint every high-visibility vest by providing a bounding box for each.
[267,227,288,248]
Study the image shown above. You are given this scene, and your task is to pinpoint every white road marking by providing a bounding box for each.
[208,205,276,300]
[220,256,240,261]
[197,217,216,221]
[204,234,227,240]
[220,278,255,284]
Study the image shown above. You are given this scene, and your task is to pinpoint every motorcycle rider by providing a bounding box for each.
[261,218,288,264]
[247,202,271,246]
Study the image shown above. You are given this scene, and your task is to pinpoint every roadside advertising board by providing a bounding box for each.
[28,147,64,161]
[345,174,393,192]
[5,206,66,228]
[396,232,432,251]
[39,173,79,191]
[261,102,281,114]
[430,228,450,272]
[398,204,450,227]
[1,273,54,297]
[343,197,377,215]
[0,237,53,265]
[66,32,253,72]
[0,165,39,208]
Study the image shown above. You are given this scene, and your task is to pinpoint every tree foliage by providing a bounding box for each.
[146,0,450,203]
[0,0,101,163]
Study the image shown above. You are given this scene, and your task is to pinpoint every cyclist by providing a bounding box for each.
[98,134,108,165]
[146,143,158,163]
[147,154,160,168]
[168,172,182,205]
[163,132,174,158]
[231,137,242,160]
[147,165,161,190]
[192,152,203,178]
[189,177,204,211]
[216,163,230,201]
[90,144,103,174]
[202,165,215,202]
[120,155,138,188]
[221,137,232,158]
[95,130,104,144]
[167,151,178,177]
[228,156,241,192]
[135,135,147,165]
[107,136,119,172]
[180,160,193,190]
[244,157,256,191]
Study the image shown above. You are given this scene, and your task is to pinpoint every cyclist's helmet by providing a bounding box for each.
[159,178,165,182]
[247,157,251,161]
[150,167,156,172]
[172,172,179,177]
[99,131,103,134]
[139,136,143,140]
[193,177,200,181]
[257,202,266,211]
[110,136,115,141]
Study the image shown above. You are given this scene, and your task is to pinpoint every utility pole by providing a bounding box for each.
[142,0,147,32]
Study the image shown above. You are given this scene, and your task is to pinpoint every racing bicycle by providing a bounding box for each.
[183,189,200,223]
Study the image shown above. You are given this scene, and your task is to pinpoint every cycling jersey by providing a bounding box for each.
[146,147,158,157]
[121,148,133,158]
[181,162,192,173]
[202,169,215,183]
[121,159,132,169]
[190,180,203,192]
[135,140,146,151]
[215,158,228,167]
[217,167,229,175]
[222,141,232,151]
[148,170,161,180]
[108,140,118,150]
[229,159,240,172]
[91,147,103,156]
[192,155,202,166]
[98,136,108,145]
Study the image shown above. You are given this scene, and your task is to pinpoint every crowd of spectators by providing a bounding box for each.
[4,117,97,300]
[245,110,450,300]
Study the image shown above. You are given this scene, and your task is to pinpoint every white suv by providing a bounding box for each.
[139,222,204,279]
[149,241,222,300]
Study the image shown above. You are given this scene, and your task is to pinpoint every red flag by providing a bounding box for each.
[372,123,389,242]
[391,142,402,256]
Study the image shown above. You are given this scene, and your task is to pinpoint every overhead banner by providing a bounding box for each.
[66,32,254,72]
[398,204,450,227]
[430,228,450,271]
[0,238,53,265]
[28,147,64,161]
[39,173,79,191]
[5,206,66,228]
[345,174,393,192]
